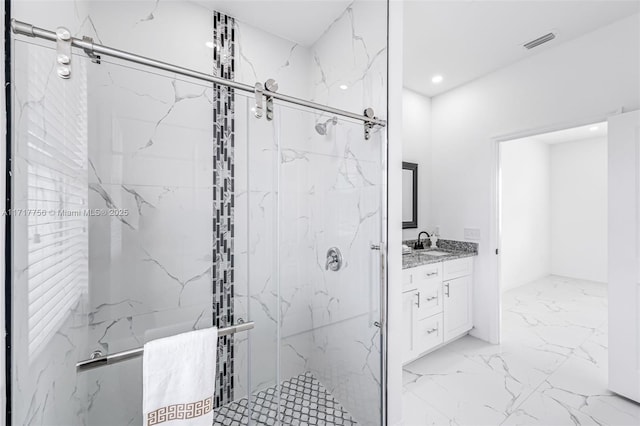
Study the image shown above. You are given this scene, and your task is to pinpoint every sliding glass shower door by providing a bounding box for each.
[272,103,384,425]
[9,36,385,426]
[238,99,386,424]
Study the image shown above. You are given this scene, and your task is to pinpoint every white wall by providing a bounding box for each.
[430,13,640,343]
[402,89,431,240]
[551,137,608,282]
[500,140,550,291]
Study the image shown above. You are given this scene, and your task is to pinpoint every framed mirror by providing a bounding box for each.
[402,162,418,229]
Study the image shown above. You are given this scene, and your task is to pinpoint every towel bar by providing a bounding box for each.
[76,321,255,372]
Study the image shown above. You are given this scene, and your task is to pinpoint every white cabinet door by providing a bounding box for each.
[443,275,473,341]
[402,290,417,361]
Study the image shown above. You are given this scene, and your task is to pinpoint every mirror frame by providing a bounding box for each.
[402,162,418,229]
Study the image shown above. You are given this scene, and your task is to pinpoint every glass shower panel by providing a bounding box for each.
[231,91,281,423]
[275,103,383,425]
[10,40,272,425]
[12,40,93,426]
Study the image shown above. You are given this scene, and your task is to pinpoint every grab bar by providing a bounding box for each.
[76,321,255,372]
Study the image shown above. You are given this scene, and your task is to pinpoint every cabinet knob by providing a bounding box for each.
[426,327,438,334]
[426,295,438,302]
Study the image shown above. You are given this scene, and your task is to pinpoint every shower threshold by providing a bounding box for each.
[213,372,358,425]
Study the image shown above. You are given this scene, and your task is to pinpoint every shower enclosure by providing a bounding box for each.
[5,1,388,425]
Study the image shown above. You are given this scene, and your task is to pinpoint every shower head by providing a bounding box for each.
[315,117,338,135]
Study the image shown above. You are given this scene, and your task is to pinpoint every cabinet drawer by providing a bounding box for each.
[415,281,443,319]
[412,263,443,283]
[443,257,473,281]
[413,313,444,355]
[404,263,442,292]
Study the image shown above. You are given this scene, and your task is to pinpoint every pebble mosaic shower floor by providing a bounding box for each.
[213,372,358,425]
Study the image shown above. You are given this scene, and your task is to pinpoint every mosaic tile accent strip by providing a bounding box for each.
[212,10,236,408]
[213,372,358,425]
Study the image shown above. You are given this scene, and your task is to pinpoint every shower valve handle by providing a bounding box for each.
[325,247,343,272]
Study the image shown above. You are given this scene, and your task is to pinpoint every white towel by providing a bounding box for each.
[143,327,218,426]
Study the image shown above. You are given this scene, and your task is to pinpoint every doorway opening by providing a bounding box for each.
[497,120,610,407]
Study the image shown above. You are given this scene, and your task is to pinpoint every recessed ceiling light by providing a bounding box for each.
[589,126,599,132]
[339,84,349,90]
[432,75,443,84]
[205,41,215,49]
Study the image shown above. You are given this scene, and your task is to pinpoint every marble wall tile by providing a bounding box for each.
[234,20,312,101]
[310,1,388,117]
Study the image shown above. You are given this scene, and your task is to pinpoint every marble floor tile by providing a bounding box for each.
[402,391,452,426]
[402,275,640,426]
[404,346,535,425]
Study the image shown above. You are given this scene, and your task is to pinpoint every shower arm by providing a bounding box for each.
[75,321,255,372]
[10,19,386,133]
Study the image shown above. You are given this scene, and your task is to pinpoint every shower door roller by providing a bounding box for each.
[325,247,343,272]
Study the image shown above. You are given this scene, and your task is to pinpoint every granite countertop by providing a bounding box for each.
[402,239,479,269]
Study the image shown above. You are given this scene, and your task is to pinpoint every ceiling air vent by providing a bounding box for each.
[523,32,556,50]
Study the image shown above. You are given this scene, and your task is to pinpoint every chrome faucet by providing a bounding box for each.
[414,231,431,250]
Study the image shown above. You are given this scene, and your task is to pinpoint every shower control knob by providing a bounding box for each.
[325,247,343,272]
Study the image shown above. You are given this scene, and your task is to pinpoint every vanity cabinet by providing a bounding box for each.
[402,257,473,364]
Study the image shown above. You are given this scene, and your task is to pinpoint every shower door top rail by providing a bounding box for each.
[75,321,255,372]
[11,19,387,128]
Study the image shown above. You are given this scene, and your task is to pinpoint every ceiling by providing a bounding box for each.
[193,0,352,46]
[511,122,608,146]
[404,0,640,97]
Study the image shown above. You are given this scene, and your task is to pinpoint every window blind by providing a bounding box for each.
[25,54,89,358]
